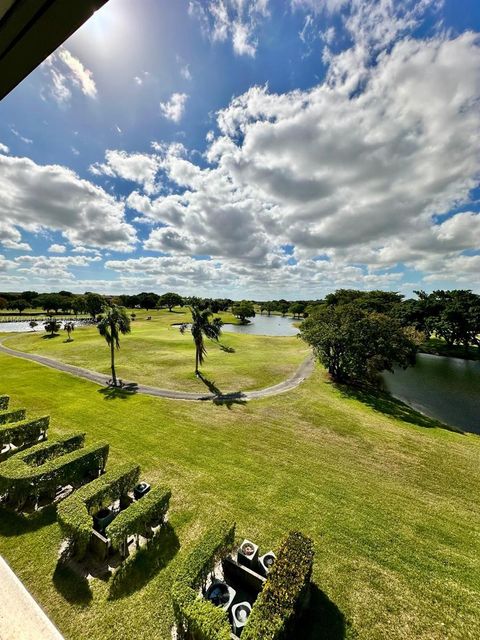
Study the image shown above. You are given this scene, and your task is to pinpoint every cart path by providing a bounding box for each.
[0,339,315,402]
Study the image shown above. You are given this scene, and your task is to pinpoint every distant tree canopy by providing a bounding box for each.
[300,304,420,384]
[138,292,160,310]
[232,300,255,323]
[84,293,105,319]
[289,302,306,318]
[157,292,183,311]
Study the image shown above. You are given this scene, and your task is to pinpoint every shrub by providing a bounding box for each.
[0,408,26,425]
[107,484,171,549]
[0,433,108,510]
[0,416,49,451]
[241,531,314,640]
[172,520,235,640]
[0,395,9,410]
[57,463,140,558]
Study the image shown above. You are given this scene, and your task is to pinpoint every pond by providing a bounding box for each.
[382,353,480,434]
[224,315,299,336]
[0,319,90,333]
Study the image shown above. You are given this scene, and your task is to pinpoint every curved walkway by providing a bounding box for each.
[0,339,314,402]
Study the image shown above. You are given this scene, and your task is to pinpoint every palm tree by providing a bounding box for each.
[97,304,131,386]
[181,306,223,375]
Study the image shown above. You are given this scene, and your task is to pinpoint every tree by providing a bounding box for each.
[36,293,63,314]
[300,304,419,384]
[138,292,160,310]
[180,306,223,375]
[264,302,276,316]
[13,299,28,314]
[277,302,289,317]
[64,321,75,342]
[44,318,61,337]
[289,302,306,318]
[21,291,38,305]
[157,292,183,312]
[71,296,86,315]
[29,320,38,331]
[232,301,255,324]
[84,293,105,319]
[0,297,7,310]
[97,304,131,386]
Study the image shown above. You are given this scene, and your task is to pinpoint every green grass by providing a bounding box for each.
[0,342,479,640]
[2,309,307,393]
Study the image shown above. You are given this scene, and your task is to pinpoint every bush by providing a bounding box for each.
[241,531,314,640]
[0,433,108,510]
[0,408,26,425]
[57,462,140,558]
[172,520,235,640]
[107,484,171,549]
[0,415,49,451]
[0,395,9,410]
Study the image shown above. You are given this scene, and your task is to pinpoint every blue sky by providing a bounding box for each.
[0,0,479,299]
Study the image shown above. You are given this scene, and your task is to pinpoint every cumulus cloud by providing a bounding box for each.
[48,244,67,254]
[189,0,269,57]
[90,149,162,194]
[160,93,188,123]
[14,254,101,280]
[0,143,9,154]
[0,154,137,253]
[42,47,97,104]
[121,32,480,293]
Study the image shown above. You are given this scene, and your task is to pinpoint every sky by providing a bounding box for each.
[0,0,479,300]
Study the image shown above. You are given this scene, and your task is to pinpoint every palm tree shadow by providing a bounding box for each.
[300,583,348,639]
[108,522,180,599]
[197,373,247,409]
[98,382,139,401]
[335,381,462,434]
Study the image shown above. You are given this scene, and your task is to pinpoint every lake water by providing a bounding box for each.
[382,353,480,434]
[224,315,299,336]
[0,319,90,333]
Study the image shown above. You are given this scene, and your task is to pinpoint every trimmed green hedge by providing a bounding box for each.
[0,433,108,510]
[172,520,235,640]
[0,395,9,410]
[241,531,314,640]
[106,484,171,549]
[0,416,49,450]
[0,408,27,425]
[57,462,140,558]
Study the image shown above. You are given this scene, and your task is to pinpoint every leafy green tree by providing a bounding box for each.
[264,302,276,316]
[36,293,63,314]
[84,292,105,319]
[138,292,160,310]
[277,302,289,316]
[300,304,419,383]
[289,302,306,318]
[97,305,131,386]
[21,291,38,305]
[232,300,255,324]
[44,318,61,337]
[157,292,183,312]
[0,297,7,310]
[180,306,223,375]
[13,299,28,314]
[71,296,86,315]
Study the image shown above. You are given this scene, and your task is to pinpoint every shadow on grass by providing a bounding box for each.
[53,561,92,607]
[98,382,139,400]
[301,584,348,640]
[42,333,60,339]
[197,373,247,409]
[219,344,236,353]
[335,381,462,434]
[0,504,56,536]
[108,522,179,599]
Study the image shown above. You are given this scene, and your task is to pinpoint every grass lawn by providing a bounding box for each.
[2,309,307,393]
[0,340,479,640]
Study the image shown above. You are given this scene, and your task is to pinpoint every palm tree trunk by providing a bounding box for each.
[110,339,117,386]
[195,347,199,375]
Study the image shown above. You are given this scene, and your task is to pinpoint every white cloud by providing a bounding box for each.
[0,143,9,154]
[160,93,189,123]
[90,149,162,194]
[180,64,192,81]
[122,32,480,294]
[189,0,269,57]
[48,244,67,254]
[14,254,101,280]
[0,154,137,252]
[42,47,97,104]
[11,127,33,144]
[0,222,31,252]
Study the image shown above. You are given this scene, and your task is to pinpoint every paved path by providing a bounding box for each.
[0,339,314,402]
[0,556,64,640]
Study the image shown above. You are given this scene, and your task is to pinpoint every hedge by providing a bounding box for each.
[0,416,49,450]
[0,395,9,410]
[172,520,235,640]
[0,434,108,510]
[241,531,314,640]
[0,408,27,425]
[57,462,140,558]
[106,484,171,549]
